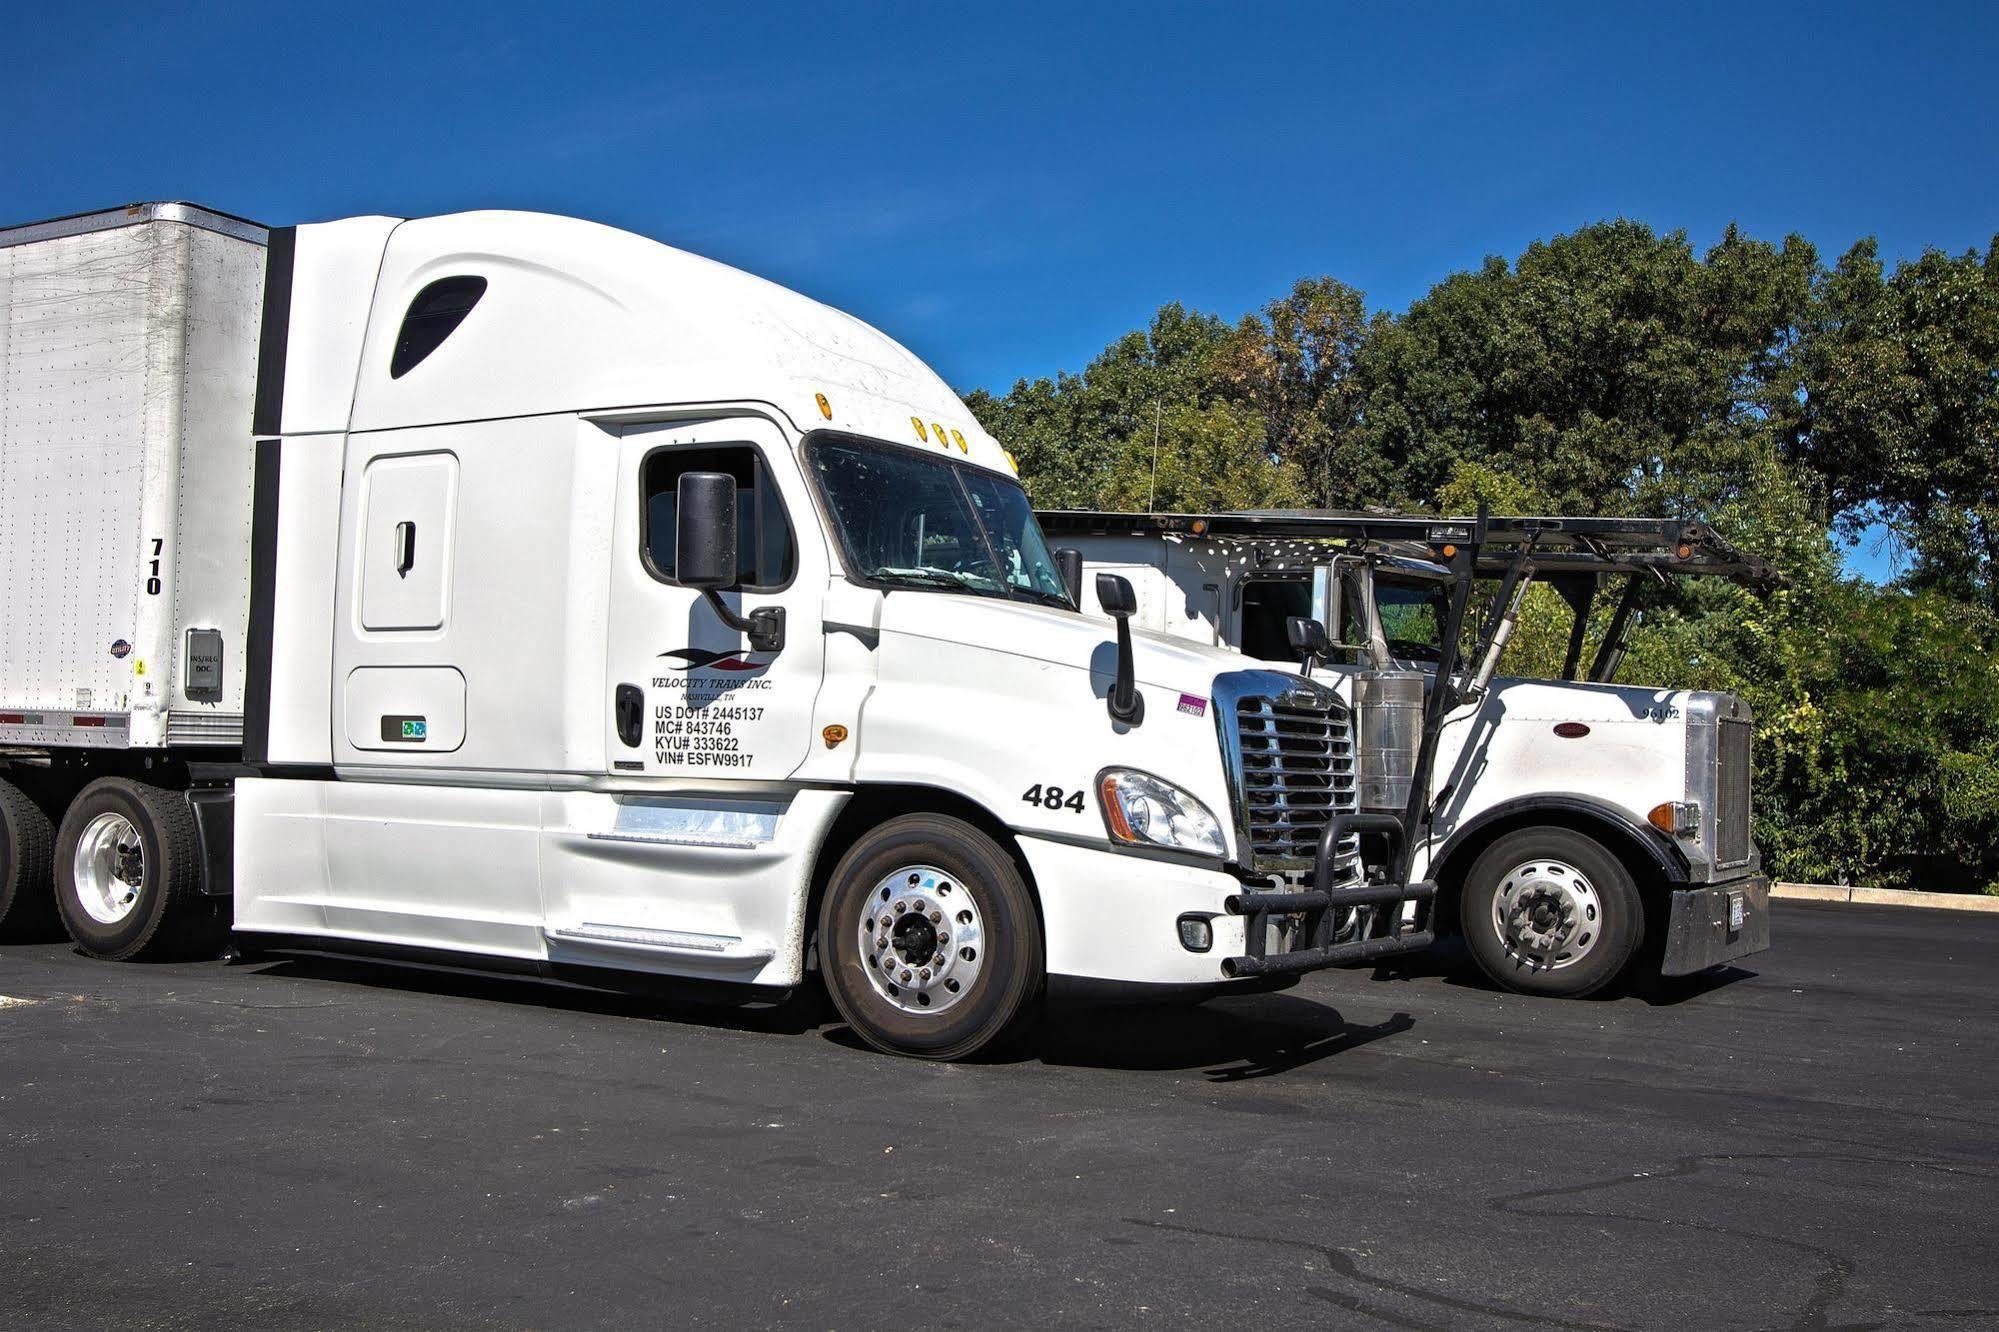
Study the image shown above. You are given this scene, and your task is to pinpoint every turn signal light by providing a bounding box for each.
[815,392,832,420]
[1100,774,1137,841]
[1648,800,1701,838]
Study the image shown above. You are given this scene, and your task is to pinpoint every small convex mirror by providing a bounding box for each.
[1286,616,1329,656]
[1095,572,1137,617]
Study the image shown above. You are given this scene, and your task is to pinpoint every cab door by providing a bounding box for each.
[537,415,830,980]
[600,417,824,777]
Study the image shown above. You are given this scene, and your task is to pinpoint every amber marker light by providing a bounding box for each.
[1440,543,1458,558]
[951,428,968,453]
[1190,518,1209,535]
[932,421,949,448]
[815,393,832,420]
[1648,801,1700,837]
[822,724,849,748]
[1100,774,1137,842]
[912,417,928,442]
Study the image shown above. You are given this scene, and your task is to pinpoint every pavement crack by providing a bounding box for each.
[1126,1216,1628,1330]
[1487,1150,1938,1330]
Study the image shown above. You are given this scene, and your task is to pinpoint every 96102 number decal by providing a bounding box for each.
[1022,783,1085,813]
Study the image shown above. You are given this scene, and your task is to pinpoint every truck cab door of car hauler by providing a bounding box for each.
[536,415,838,986]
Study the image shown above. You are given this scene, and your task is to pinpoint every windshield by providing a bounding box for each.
[1375,577,1452,662]
[806,437,1072,607]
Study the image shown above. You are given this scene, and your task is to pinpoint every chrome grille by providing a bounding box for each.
[1234,692,1358,870]
[1716,717,1751,867]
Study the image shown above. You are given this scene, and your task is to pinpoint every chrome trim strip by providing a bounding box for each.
[584,831,760,850]
[548,922,772,961]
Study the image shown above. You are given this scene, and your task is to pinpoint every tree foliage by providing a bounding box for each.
[968,220,1999,892]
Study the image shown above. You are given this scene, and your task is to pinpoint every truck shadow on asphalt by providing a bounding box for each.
[246,950,1414,1079]
[243,952,833,1038]
[1032,997,1417,1080]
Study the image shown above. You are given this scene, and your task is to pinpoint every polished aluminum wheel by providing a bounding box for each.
[857,864,985,1015]
[1491,858,1601,971]
[73,812,145,926]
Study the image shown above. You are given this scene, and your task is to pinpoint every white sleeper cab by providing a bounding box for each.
[0,203,1759,1060]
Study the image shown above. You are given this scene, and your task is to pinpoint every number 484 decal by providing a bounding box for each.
[1022,783,1086,813]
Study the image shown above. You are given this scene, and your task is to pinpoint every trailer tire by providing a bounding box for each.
[0,779,58,939]
[818,814,1043,1061]
[54,778,218,961]
[1459,825,1642,998]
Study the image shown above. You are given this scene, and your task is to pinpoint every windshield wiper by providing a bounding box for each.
[1009,585,1073,610]
[869,566,1002,593]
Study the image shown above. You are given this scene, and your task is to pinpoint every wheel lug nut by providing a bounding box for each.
[900,970,913,983]
[929,910,941,923]
[932,954,945,967]
[919,969,931,981]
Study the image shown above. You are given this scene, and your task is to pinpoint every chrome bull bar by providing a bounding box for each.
[1221,812,1436,978]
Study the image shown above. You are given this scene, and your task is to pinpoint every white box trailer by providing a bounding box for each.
[0,203,266,750]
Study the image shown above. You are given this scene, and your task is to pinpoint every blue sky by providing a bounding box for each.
[6,2,1994,576]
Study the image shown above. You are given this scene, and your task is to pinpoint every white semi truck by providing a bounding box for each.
[1041,509,1773,997]
[1,202,1460,1059]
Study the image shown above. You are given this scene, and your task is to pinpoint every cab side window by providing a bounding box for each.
[641,445,795,589]
[1238,576,1313,661]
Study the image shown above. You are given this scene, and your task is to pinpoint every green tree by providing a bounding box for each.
[1356,221,1816,513]
[1210,277,1380,506]
[1097,400,1306,512]
[1787,237,1999,608]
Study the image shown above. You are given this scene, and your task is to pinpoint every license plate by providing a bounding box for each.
[1728,891,1746,932]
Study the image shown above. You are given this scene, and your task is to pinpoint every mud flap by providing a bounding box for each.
[1661,876,1769,976]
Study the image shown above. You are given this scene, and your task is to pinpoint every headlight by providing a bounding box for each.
[1097,768,1226,858]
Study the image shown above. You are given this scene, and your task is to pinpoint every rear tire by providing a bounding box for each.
[819,814,1043,1060]
[1459,826,1642,998]
[0,778,58,939]
[55,778,218,961]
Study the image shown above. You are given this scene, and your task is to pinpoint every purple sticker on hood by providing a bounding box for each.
[1177,694,1207,716]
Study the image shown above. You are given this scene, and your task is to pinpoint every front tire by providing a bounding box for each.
[55,778,217,961]
[1459,826,1642,998]
[0,778,57,938]
[818,814,1043,1060]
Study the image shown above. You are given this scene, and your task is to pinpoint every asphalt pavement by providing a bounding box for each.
[2,901,1995,1330]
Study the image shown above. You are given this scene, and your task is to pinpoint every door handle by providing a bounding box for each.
[394,521,416,578]
[615,683,644,748]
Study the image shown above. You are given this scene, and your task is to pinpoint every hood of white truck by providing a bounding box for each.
[1480,675,1730,724]
[876,592,1263,700]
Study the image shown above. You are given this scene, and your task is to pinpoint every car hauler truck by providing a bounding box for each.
[0,203,1440,1059]
[1039,508,1774,997]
